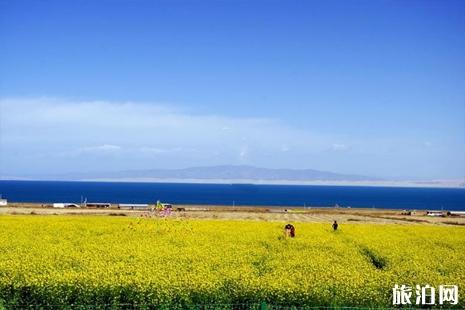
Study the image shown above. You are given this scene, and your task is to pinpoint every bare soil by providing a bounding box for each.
[1,203,464,225]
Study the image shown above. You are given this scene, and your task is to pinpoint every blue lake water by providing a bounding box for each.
[0,180,464,210]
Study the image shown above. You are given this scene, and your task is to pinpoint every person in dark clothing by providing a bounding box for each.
[332,220,338,231]
[284,224,295,238]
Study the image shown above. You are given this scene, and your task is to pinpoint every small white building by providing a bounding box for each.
[449,211,465,217]
[53,203,79,208]
[0,198,7,206]
[118,203,149,210]
[85,202,111,208]
[426,210,446,217]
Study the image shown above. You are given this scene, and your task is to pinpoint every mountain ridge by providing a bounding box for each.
[43,165,380,182]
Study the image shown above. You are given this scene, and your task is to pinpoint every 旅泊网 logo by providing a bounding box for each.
[393,284,458,306]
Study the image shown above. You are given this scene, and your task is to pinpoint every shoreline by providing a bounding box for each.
[3,202,404,211]
[4,201,464,212]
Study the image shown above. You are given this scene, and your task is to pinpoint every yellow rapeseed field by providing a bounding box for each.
[0,215,464,309]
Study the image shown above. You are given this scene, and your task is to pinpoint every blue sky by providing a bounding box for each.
[0,0,464,179]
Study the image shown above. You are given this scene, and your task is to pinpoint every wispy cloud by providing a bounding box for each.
[139,146,195,155]
[68,144,122,156]
[1,97,461,179]
[239,145,248,160]
[0,97,331,174]
[331,143,350,151]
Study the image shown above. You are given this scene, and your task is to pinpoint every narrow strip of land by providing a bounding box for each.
[1,203,464,226]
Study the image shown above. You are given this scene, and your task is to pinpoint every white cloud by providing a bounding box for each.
[80,144,121,153]
[239,145,248,160]
[331,143,350,151]
[58,144,122,157]
[0,97,461,179]
[139,146,194,155]
[139,147,172,154]
[0,97,331,173]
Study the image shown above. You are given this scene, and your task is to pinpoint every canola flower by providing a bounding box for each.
[0,215,464,309]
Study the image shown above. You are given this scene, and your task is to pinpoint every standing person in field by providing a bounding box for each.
[332,220,338,231]
[284,224,295,238]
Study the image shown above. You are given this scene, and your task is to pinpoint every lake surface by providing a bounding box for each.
[0,180,464,210]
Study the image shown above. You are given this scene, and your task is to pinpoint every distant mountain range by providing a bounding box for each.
[47,165,379,182]
[4,166,464,188]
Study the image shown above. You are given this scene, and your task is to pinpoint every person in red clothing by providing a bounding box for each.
[284,223,295,238]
